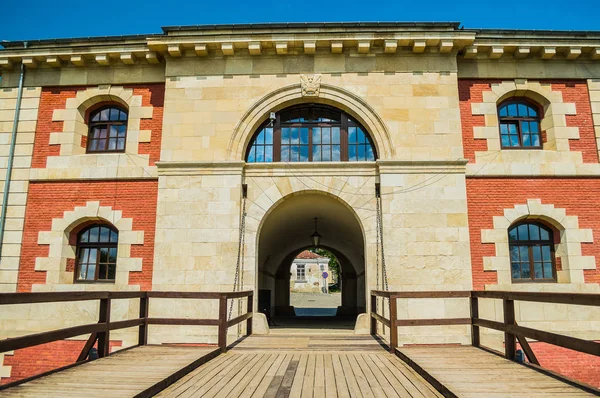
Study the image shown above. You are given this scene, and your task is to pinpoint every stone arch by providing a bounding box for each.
[228,83,394,161]
[481,199,595,287]
[34,201,145,290]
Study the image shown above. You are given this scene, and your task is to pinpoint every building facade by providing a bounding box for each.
[290,250,331,294]
[0,22,599,385]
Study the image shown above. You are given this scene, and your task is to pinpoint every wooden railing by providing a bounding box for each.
[0,290,253,364]
[370,290,600,362]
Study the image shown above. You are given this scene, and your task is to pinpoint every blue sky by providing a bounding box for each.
[2,0,599,42]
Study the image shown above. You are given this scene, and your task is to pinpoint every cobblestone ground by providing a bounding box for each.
[290,292,341,308]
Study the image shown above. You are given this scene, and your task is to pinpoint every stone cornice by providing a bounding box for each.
[377,159,468,174]
[244,162,378,177]
[156,161,245,176]
[2,24,600,70]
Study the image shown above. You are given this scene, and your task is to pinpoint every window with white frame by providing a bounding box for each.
[296,264,306,281]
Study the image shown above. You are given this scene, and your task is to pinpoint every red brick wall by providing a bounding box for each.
[518,342,600,388]
[1,339,121,385]
[31,84,164,168]
[17,180,158,292]
[466,178,600,290]
[459,79,598,163]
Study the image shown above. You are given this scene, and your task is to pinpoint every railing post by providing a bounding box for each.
[218,295,228,353]
[246,292,253,336]
[97,297,111,358]
[470,294,480,348]
[389,295,398,353]
[503,298,516,360]
[138,293,149,346]
[370,294,377,335]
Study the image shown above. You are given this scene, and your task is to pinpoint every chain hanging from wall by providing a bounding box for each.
[375,183,389,328]
[229,183,248,330]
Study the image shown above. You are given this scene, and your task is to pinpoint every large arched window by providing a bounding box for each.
[498,100,542,149]
[246,104,377,163]
[87,105,128,153]
[508,222,556,282]
[75,224,118,282]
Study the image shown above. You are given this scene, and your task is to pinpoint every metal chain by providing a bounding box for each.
[378,194,389,292]
[228,194,247,321]
[375,192,381,315]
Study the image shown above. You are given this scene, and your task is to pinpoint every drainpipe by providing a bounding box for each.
[0,42,27,260]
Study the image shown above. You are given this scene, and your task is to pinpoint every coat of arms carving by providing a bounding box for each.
[300,74,321,96]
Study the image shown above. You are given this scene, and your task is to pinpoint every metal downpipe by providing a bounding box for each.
[0,43,27,260]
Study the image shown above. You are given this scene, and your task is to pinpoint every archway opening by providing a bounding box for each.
[290,248,341,316]
[257,192,366,331]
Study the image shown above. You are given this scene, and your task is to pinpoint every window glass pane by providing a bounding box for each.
[529,107,537,117]
[518,103,528,117]
[534,263,543,279]
[521,122,530,134]
[533,246,542,261]
[510,245,519,261]
[358,145,366,160]
[256,146,264,162]
[281,128,290,145]
[89,140,98,151]
[265,146,273,162]
[508,104,518,116]
[511,262,521,279]
[332,127,340,144]
[499,106,508,117]
[92,112,100,122]
[358,129,367,144]
[501,135,510,147]
[543,262,553,278]
[108,264,116,280]
[110,230,118,243]
[313,146,321,161]
[99,227,110,242]
[247,147,256,162]
[300,128,309,145]
[510,135,520,147]
[118,125,127,137]
[97,139,106,151]
[540,227,549,241]
[109,248,118,263]
[108,139,117,151]
[291,127,299,144]
[349,127,357,143]
[542,245,551,261]
[117,138,125,150]
[322,128,330,144]
[99,247,109,263]
[80,230,89,243]
[300,146,309,161]
[508,227,518,241]
[110,108,119,120]
[519,246,529,262]
[313,127,321,144]
[348,145,357,161]
[119,110,128,121]
[100,108,110,121]
[531,134,540,147]
[366,145,374,161]
[281,146,289,162]
[98,263,107,280]
[89,227,100,242]
[523,134,531,146]
[265,128,273,144]
[322,145,331,161]
[500,124,508,134]
[521,264,531,278]
[508,124,517,135]
[517,224,529,240]
[332,145,341,161]
[256,130,265,145]
[530,122,539,133]
[99,128,107,139]
[529,224,540,240]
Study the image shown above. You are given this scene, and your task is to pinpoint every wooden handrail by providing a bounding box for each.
[0,289,254,378]
[370,289,600,367]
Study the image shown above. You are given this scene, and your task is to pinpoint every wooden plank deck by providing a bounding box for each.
[157,334,444,397]
[0,345,219,398]
[396,346,596,398]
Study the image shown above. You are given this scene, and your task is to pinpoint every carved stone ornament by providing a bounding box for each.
[300,74,321,97]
